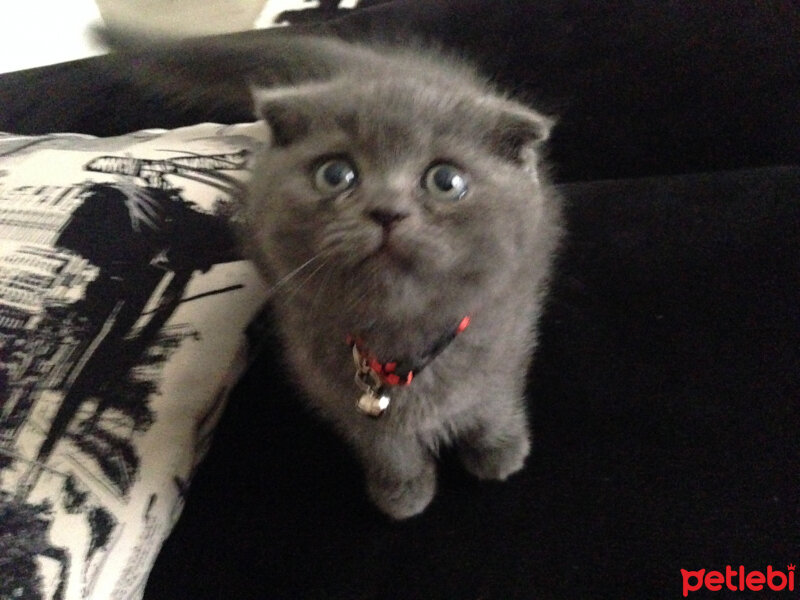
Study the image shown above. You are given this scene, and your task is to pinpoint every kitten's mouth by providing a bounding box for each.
[360,232,415,271]
[377,233,397,254]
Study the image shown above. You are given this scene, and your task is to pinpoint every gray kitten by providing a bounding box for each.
[102,31,563,519]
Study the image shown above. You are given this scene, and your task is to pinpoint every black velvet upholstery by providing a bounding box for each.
[1,2,797,598]
[138,167,800,600]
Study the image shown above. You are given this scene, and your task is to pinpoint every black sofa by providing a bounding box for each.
[1,1,798,598]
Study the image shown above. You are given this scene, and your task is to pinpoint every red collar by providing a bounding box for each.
[347,315,471,387]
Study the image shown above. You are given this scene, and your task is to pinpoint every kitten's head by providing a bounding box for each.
[97,28,560,345]
[244,48,556,333]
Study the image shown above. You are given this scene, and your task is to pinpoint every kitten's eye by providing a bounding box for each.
[423,163,468,201]
[314,159,357,195]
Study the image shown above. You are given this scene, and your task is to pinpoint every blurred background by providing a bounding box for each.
[0,0,360,74]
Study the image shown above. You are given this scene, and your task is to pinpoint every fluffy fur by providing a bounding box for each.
[101,30,563,519]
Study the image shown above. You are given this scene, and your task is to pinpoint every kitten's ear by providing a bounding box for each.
[488,101,555,164]
[251,86,327,147]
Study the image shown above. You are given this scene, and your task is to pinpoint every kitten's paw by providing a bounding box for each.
[460,432,530,481]
[367,466,437,520]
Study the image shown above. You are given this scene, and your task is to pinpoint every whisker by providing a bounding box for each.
[283,257,331,303]
[319,233,359,254]
[269,251,329,295]
[308,262,336,322]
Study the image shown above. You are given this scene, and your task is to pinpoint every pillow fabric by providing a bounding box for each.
[0,122,270,599]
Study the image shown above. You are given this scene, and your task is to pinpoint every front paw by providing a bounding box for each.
[459,432,530,481]
[366,466,437,520]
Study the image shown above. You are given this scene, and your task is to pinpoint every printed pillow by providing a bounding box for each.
[0,122,270,599]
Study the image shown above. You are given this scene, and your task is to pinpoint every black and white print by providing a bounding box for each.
[259,0,367,26]
[0,123,270,600]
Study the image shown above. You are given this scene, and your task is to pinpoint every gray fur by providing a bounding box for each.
[101,30,563,519]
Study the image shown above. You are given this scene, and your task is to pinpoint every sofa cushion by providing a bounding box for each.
[0,122,269,599]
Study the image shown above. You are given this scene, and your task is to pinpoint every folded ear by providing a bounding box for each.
[250,86,318,147]
[486,100,555,164]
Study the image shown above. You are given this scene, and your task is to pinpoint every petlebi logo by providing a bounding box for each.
[681,564,795,596]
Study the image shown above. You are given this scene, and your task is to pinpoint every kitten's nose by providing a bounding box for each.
[367,208,408,229]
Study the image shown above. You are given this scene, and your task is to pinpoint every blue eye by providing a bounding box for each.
[314,159,357,195]
[423,163,468,201]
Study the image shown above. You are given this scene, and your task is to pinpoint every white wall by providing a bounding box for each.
[0,0,360,74]
[0,0,106,73]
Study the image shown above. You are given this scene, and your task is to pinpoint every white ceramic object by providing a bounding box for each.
[96,0,269,36]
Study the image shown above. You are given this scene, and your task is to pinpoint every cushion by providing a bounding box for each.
[0,122,269,599]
